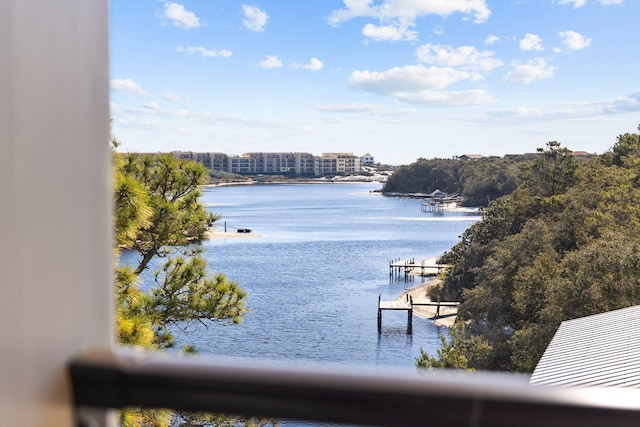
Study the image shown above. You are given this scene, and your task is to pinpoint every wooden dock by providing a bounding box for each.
[389,258,447,281]
[377,294,459,334]
[421,198,459,213]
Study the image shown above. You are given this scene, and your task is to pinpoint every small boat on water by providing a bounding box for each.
[236,228,252,233]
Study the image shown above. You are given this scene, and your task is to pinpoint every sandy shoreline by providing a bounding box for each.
[395,278,458,327]
[204,229,264,239]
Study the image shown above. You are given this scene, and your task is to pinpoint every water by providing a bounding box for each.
[122,182,481,425]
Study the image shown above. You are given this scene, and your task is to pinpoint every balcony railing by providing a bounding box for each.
[69,347,640,427]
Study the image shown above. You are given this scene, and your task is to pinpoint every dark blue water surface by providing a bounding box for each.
[122,183,481,425]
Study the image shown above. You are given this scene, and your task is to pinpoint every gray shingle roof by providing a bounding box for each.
[531,305,640,387]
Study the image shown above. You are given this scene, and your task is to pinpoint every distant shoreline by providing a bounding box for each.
[201,182,483,214]
[202,179,385,188]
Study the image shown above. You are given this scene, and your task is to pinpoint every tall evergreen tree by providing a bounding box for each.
[114,152,247,350]
[113,147,274,426]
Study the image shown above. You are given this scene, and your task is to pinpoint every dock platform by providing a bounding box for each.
[389,258,447,281]
[377,294,459,334]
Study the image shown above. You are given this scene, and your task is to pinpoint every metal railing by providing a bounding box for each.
[69,347,640,427]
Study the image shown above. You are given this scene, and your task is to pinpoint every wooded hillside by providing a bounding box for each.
[418,132,640,373]
[382,156,521,206]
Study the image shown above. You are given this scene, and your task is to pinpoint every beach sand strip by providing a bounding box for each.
[395,278,458,327]
[205,229,264,239]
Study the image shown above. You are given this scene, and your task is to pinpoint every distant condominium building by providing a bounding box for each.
[173,151,366,177]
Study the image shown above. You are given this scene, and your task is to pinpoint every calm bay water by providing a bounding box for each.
[122,182,481,425]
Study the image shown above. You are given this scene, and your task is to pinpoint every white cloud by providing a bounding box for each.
[349,64,476,93]
[328,0,491,27]
[328,0,376,25]
[484,105,593,121]
[314,103,383,113]
[591,91,640,114]
[558,0,587,7]
[312,103,416,116]
[397,89,495,106]
[558,30,592,50]
[432,25,444,36]
[298,58,324,71]
[201,113,286,128]
[144,101,160,111]
[161,2,200,29]
[110,101,120,114]
[322,116,346,124]
[502,58,555,84]
[243,5,269,32]
[163,92,183,102]
[485,35,499,45]
[176,46,233,58]
[128,102,191,118]
[259,55,283,69]
[110,78,148,96]
[415,44,502,72]
[558,0,622,6]
[455,91,640,124]
[519,33,544,51]
[484,92,639,121]
[167,109,191,118]
[378,108,419,116]
[362,23,417,42]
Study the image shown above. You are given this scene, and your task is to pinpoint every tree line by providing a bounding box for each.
[382,154,533,206]
[416,130,640,373]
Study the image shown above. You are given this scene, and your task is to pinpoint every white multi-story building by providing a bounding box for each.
[173,151,364,177]
[315,153,361,176]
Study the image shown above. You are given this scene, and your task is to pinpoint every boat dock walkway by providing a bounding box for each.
[421,198,459,213]
[377,294,459,334]
[389,257,447,281]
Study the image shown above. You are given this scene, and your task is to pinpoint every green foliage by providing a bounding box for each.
[416,323,491,370]
[114,153,246,349]
[521,141,578,197]
[115,266,156,348]
[459,158,519,206]
[114,161,152,248]
[147,254,246,348]
[113,150,257,426]
[382,156,520,206]
[422,131,640,372]
[118,153,219,273]
[121,408,173,427]
[416,323,469,370]
[175,412,278,427]
[604,132,640,167]
[382,158,463,194]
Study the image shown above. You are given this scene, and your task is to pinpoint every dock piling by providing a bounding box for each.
[389,257,447,282]
[377,295,382,332]
[377,295,459,333]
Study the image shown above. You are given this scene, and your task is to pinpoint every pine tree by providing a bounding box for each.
[114,151,247,351]
[112,147,273,426]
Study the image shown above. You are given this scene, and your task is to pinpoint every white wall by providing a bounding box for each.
[0,1,112,426]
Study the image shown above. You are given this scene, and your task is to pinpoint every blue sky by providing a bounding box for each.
[110,0,639,165]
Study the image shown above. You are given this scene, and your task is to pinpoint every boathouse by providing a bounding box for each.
[421,189,456,213]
